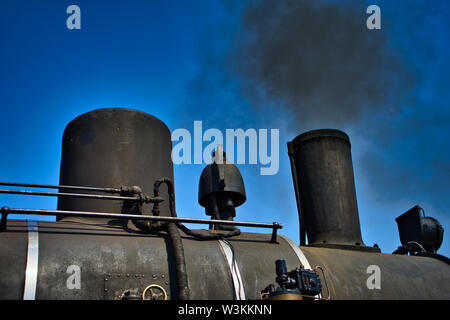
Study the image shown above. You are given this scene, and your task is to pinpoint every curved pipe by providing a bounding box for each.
[153,178,241,240]
[166,222,190,300]
[132,177,243,300]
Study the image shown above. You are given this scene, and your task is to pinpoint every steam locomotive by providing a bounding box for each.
[0,108,448,300]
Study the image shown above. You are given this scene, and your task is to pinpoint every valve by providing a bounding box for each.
[261,259,322,300]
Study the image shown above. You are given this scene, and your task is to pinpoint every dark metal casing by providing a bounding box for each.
[57,108,174,220]
[1,220,448,300]
[198,154,246,225]
[396,206,444,253]
[289,129,364,248]
[198,163,246,209]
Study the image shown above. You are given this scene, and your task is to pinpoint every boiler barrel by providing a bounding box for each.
[0,220,449,300]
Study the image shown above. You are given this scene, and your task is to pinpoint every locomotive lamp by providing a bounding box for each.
[198,145,246,230]
[394,205,444,255]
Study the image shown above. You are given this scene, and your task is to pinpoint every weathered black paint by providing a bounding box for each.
[289,129,365,247]
[57,108,174,221]
[0,110,448,301]
[0,220,296,300]
[0,220,448,300]
[301,246,450,299]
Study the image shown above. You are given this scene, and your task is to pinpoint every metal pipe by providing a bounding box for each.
[0,182,121,193]
[0,189,141,202]
[166,222,190,300]
[0,189,164,204]
[152,178,244,240]
[0,207,282,230]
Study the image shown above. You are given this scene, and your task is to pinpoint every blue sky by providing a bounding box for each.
[0,0,448,256]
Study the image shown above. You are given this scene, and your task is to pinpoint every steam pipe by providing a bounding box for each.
[0,182,122,194]
[165,222,190,300]
[0,189,164,204]
[148,177,190,300]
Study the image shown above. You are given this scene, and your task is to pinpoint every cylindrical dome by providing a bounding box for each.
[57,108,174,221]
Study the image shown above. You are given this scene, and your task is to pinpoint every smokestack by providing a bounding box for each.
[288,129,368,249]
[57,108,174,222]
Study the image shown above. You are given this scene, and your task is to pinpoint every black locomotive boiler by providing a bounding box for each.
[0,108,448,300]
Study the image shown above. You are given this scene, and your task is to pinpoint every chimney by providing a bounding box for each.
[288,129,371,250]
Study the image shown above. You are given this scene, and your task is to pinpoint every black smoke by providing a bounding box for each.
[225,0,450,223]
[230,0,414,129]
[182,0,450,253]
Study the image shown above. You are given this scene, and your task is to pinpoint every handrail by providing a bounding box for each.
[0,206,282,240]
